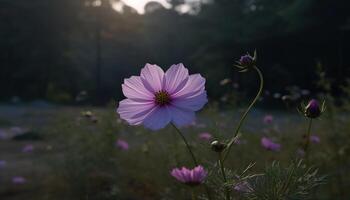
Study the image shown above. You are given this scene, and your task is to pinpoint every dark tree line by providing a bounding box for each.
[0,0,349,103]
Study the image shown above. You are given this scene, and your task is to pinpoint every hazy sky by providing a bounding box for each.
[115,0,172,14]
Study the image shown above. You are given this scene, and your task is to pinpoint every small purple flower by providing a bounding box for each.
[304,99,321,118]
[310,135,320,144]
[12,176,26,185]
[0,160,7,168]
[261,137,281,151]
[234,181,252,193]
[198,132,212,141]
[263,115,273,124]
[171,165,207,186]
[116,139,129,151]
[22,144,34,153]
[239,55,254,67]
[117,63,208,130]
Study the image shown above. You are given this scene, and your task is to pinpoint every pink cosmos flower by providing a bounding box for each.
[261,137,281,151]
[22,144,34,153]
[117,64,207,130]
[116,139,129,151]
[171,165,207,186]
[310,135,320,144]
[263,115,273,124]
[198,132,212,141]
[12,176,26,184]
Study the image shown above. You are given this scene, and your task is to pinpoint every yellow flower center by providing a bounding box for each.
[154,90,171,106]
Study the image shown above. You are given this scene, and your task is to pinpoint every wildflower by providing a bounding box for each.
[261,137,281,151]
[198,132,212,141]
[304,99,323,119]
[22,144,34,153]
[116,139,129,151]
[310,135,320,144]
[170,165,207,186]
[117,63,207,130]
[235,51,257,71]
[12,176,26,185]
[211,140,227,152]
[263,115,273,124]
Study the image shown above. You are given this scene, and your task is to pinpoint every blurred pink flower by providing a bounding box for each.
[12,176,26,184]
[310,135,320,144]
[116,139,129,151]
[22,144,34,153]
[117,64,207,130]
[261,137,281,151]
[171,165,207,186]
[198,132,212,141]
[263,115,273,124]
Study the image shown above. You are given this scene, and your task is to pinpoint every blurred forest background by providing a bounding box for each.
[1,0,349,104]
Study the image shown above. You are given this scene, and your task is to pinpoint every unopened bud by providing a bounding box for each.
[211,140,227,153]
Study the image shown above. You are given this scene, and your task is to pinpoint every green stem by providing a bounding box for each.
[223,66,264,162]
[304,118,313,161]
[171,123,198,166]
[191,190,196,200]
[219,153,230,200]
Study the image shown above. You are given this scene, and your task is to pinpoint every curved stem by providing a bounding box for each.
[191,190,196,200]
[223,66,264,162]
[304,118,313,161]
[171,123,198,166]
[219,153,230,200]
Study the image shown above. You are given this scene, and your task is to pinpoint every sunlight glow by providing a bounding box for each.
[118,0,172,14]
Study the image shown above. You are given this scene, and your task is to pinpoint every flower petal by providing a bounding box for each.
[122,76,154,101]
[172,74,206,99]
[169,106,195,127]
[164,63,189,94]
[143,106,171,130]
[172,92,207,112]
[140,64,165,93]
[117,99,156,125]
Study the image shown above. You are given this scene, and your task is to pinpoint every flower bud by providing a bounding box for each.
[211,140,226,153]
[304,99,321,118]
[239,55,254,67]
[235,50,257,71]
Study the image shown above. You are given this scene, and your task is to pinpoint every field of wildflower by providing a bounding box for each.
[1,55,350,200]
